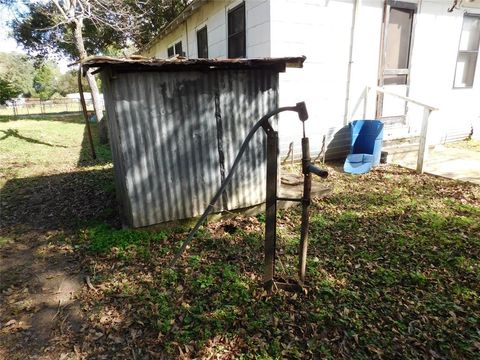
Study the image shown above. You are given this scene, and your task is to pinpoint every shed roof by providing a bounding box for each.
[82,56,306,73]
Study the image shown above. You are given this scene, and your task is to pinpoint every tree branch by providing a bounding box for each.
[52,0,70,21]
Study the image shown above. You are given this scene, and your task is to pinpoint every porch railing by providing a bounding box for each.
[363,86,438,174]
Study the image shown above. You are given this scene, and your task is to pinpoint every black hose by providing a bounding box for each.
[171,105,302,265]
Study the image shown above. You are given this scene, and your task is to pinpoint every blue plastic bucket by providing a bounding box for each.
[344,120,384,174]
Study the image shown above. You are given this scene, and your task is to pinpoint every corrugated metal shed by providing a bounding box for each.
[84,56,304,228]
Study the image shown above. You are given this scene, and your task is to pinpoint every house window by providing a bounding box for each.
[454,14,480,88]
[197,26,208,58]
[167,41,184,58]
[228,2,246,58]
[175,41,183,56]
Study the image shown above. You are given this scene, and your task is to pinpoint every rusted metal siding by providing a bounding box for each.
[218,70,278,211]
[102,68,133,226]
[102,69,279,228]
[84,56,305,71]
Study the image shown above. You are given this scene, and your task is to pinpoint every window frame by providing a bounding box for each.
[196,26,208,58]
[453,13,480,89]
[227,2,246,59]
[174,41,183,56]
[167,40,184,58]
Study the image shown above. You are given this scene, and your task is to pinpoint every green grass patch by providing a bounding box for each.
[85,224,168,254]
[0,236,11,248]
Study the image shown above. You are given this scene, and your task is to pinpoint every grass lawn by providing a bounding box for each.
[0,117,479,359]
[0,114,111,185]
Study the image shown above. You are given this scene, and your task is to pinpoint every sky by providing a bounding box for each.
[0,7,22,53]
[0,6,70,73]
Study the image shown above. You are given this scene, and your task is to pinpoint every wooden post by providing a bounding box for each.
[416,108,432,174]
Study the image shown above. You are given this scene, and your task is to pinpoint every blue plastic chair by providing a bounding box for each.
[343,120,384,174]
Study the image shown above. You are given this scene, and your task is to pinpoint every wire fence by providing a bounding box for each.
[0,98,100,117]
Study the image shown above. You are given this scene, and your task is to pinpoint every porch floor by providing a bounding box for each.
[394,141,480,185]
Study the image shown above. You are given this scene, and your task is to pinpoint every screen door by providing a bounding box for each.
[376,1,416,124]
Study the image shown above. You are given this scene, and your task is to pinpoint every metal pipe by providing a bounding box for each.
[276,197,303,202]
[185,20,189,56]
[344,0,361,125]
[298,137,312,282]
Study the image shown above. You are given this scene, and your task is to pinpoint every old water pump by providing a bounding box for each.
[172,102,328,292]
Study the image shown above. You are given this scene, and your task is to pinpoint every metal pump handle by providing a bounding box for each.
[307,164,329,178]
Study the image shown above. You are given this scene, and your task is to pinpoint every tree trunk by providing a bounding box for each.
[85,69,108,143]
[73,18,108,144]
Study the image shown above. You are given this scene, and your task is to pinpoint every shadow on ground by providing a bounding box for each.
[72,166,480,358]
[0,129,69,148]
[1,168,117,231]
[0,116,117,358]
[77,123,112,168]
[2,111,479,358]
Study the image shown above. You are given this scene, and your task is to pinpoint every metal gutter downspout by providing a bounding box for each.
[344,0,361,125]
[185,21,190,56]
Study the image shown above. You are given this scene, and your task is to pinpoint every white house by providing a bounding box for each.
[141,0,480,161]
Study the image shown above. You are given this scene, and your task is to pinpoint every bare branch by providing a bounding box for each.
[52,0,70,21]
[34,20,69,32]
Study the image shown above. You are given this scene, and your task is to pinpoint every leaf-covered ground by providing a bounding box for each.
[0,115,479,359]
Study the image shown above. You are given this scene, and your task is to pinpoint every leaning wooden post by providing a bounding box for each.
[78,64,96,160]
[416,107,432,174]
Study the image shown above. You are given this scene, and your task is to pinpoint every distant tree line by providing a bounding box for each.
[2,0,190,141]
[0,52,97,104]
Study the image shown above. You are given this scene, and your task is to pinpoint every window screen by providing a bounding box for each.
[197,27,208,58]
[228,3,246,58]
[384,7,414,85]
[385,8,413,71]
[454,14,480,88]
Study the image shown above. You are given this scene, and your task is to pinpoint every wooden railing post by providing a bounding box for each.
[371,86,437,174]
[416,108,432,174]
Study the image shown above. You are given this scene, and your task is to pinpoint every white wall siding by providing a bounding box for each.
[408,1,480,144]
[270,0,362,157]
[143,0,479,160]
[144,0,271,59]
[271,0,480,159]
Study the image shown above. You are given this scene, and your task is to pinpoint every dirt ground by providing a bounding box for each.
[0,168,116,359]
[0,114,113,359]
